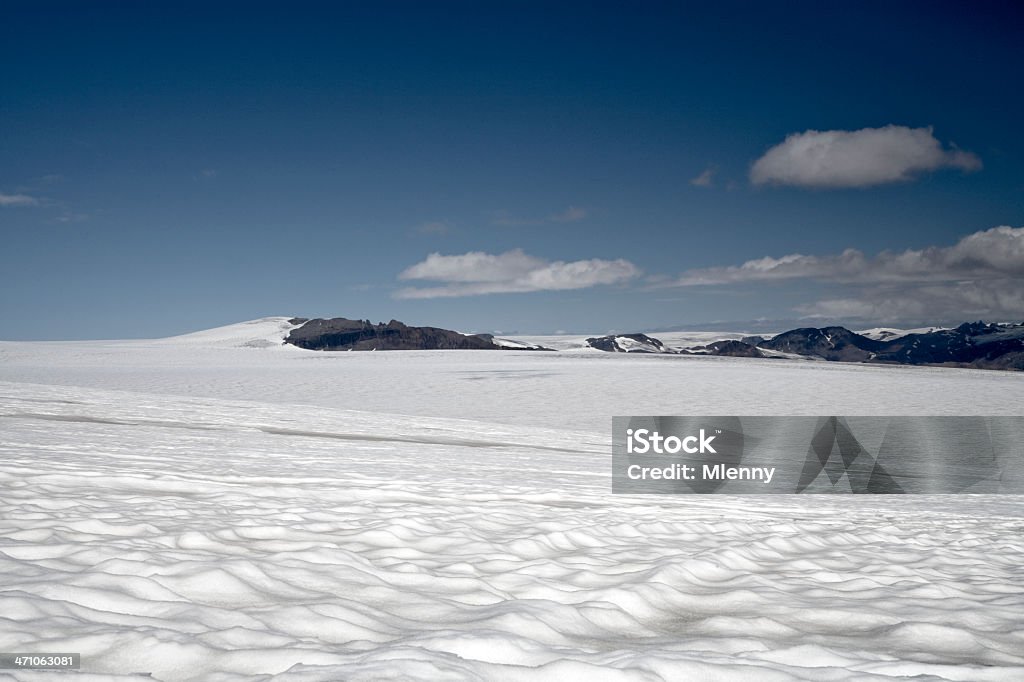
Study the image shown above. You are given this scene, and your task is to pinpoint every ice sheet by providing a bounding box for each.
[1,321,1022,680]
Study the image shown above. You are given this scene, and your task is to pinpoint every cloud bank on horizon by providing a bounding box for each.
[668,226,1024,286]
[664,225,1024,323]
[796,279,1024,324]
[394,225,1024,323]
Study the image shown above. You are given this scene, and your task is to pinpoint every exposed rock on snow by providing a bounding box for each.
[579,322,1024,370]
[286,317,508,351]
[700,339,766,358]
[585,333,666,353]
[758,326,886,362]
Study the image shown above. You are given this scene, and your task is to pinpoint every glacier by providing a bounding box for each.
[0,318,1022,681]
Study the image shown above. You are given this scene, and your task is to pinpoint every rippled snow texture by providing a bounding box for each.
[1,324,1023,680]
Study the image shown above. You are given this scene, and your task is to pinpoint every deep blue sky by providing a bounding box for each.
[2,1,1022,339]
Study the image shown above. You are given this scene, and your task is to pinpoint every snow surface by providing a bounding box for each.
[1,318,1023,681]
[148,317,305,349]
[856,327,945,342]
[609,336,663,354]
[490,337,548,350]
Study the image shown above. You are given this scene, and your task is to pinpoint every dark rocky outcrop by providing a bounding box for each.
[585,333,666,353]
[758,326,887,362]
[755,322,1024,369]
[287,318,516,351]
[581,321,1024,370]
[974,351,1024,371]
[867,322,1024,368]
[702,340,766,358]
[287,316,1024,368]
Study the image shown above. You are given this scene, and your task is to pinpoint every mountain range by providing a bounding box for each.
[587,322,1024,370]
[284,317,1024,370]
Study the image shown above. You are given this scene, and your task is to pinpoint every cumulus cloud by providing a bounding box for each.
[0,193,39,206]
[670,226,1024,286]
[750,125,981,188]
[395,249,640,299]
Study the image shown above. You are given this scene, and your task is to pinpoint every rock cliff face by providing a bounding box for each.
[286,318,505,351]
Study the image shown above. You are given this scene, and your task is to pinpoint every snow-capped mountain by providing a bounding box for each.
[577,321,1024,370]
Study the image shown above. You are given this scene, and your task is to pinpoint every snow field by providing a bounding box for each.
[1,320,1023,680]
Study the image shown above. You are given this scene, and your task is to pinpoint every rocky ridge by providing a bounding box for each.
[582,321,1024,370]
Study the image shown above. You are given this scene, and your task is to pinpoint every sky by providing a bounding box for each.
[2,1,1023,339]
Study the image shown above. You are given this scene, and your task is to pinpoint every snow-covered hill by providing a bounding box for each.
[149,316,304,348]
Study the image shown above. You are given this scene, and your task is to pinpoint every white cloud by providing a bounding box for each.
[750,125,981,188]
[797,279,1024,323]
[395,248,640,299]
[664,226,1024,323]
[0,193,39,206]
[690,167,716,187]
[669,226,1024,286]
[671,250,863,285]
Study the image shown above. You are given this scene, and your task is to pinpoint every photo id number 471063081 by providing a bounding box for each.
[0,653,81,669]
